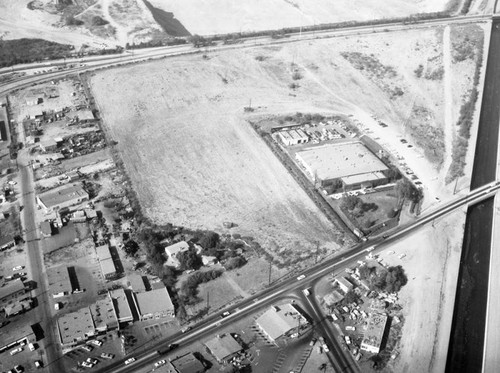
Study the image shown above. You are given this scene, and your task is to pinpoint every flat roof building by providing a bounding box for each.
[133,287,174,321]
[360,313,388,354]
[335,277,354,294]
[0,279,25,307]
[36,184,89,211]
[57,307,96,347]
[170,353,205,373]
[295,142,388,186]
[278,129,309,146]
[109,289,134,324]
[0,323,36,352]
[0,235,15,251]
[95,245,116,280]
[90,294,118,332]
[39,138,58,152]
[341,171,389,190]
[256,304,308,342]
[127,273,146,293]
[205,333,243,362]
[47,266,72,298]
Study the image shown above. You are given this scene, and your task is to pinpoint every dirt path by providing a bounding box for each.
[442,25,454,183]
[101,0,126,45]
[222,272,250,298]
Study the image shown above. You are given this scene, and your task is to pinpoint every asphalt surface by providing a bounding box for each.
[445,20,500,373]
[20,153,63,373]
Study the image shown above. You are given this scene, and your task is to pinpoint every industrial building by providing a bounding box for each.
[278,129,309,146]
[205,333,243,363]
[47,266,73,298]
[0,324,36,353]
[57,307,96,347]
[90,294,118,332]
[4,298,33,317]
[295,142,389,188]
[39,138,58,152]
[164,241,190,269]
[127,273,146,293]
[109,289,134,324]
[335,277,355,293]
[36,184,89,211]
[133,287,175,321]
[40,221,53,237]
[95,244,117,280]
[0,279,26,307]
[256,303,308,342]
[0,235,15,251]
[360,313,388,354]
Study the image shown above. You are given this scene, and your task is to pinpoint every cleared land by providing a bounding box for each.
[91,27,481,247]
[148,0,450,35]
[381,210,465,373]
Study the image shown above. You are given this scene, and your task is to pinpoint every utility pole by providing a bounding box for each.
[268,260,272,285]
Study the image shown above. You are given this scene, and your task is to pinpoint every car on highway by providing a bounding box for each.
[154,360,166,368]
[124,357,136,365]
[296,275,306,281]
[180,326,191,333]
[221,311,231,318]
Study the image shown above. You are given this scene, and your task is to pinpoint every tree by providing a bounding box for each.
[123,240,139,257]
[395,179,422,204]
[177,249,202,271]
[224,256,246,270]
[384,265,408,293]
[91,16,108,26]
[199,231,219,249]
[341,195,362,211]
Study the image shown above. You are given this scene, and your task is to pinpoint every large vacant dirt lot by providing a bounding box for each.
[90,26,481,253]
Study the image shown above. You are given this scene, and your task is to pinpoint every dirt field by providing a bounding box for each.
[90,27,481,253]
[379,209,465,373]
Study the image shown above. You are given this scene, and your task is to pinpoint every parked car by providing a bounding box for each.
[10,347,22,355]
[90,339,103,347]
[100,353,114,360]
[81,345,93,352]
[154,360,166,368]
[12,266,24,271]
[34,361,43,369]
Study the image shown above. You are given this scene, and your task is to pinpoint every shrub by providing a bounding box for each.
[292,71,303,80]
[414,64,424,78]
[91,16,109,26]
[224,256,247,270]
[66,16,84,26]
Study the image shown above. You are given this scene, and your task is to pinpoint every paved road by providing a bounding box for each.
[99,180,500,373]
[19,152,62,373]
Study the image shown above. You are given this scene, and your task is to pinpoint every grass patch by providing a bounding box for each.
[340,52,397,79]
[0,39,74,68]
[408,106,445,165]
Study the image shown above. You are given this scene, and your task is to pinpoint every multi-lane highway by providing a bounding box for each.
[94,180,500,373]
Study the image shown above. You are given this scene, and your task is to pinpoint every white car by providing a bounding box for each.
[28,343,36,351]
[124,357,136,365]
[154,360,166,368]
[34,361,42,369]
[12,266,24,271]
[82,362,93,368]
[90,339,103,347]
[296,275,306,281]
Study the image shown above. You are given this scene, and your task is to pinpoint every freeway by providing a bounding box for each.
[0,13,490,98]
[97,180,500,373]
